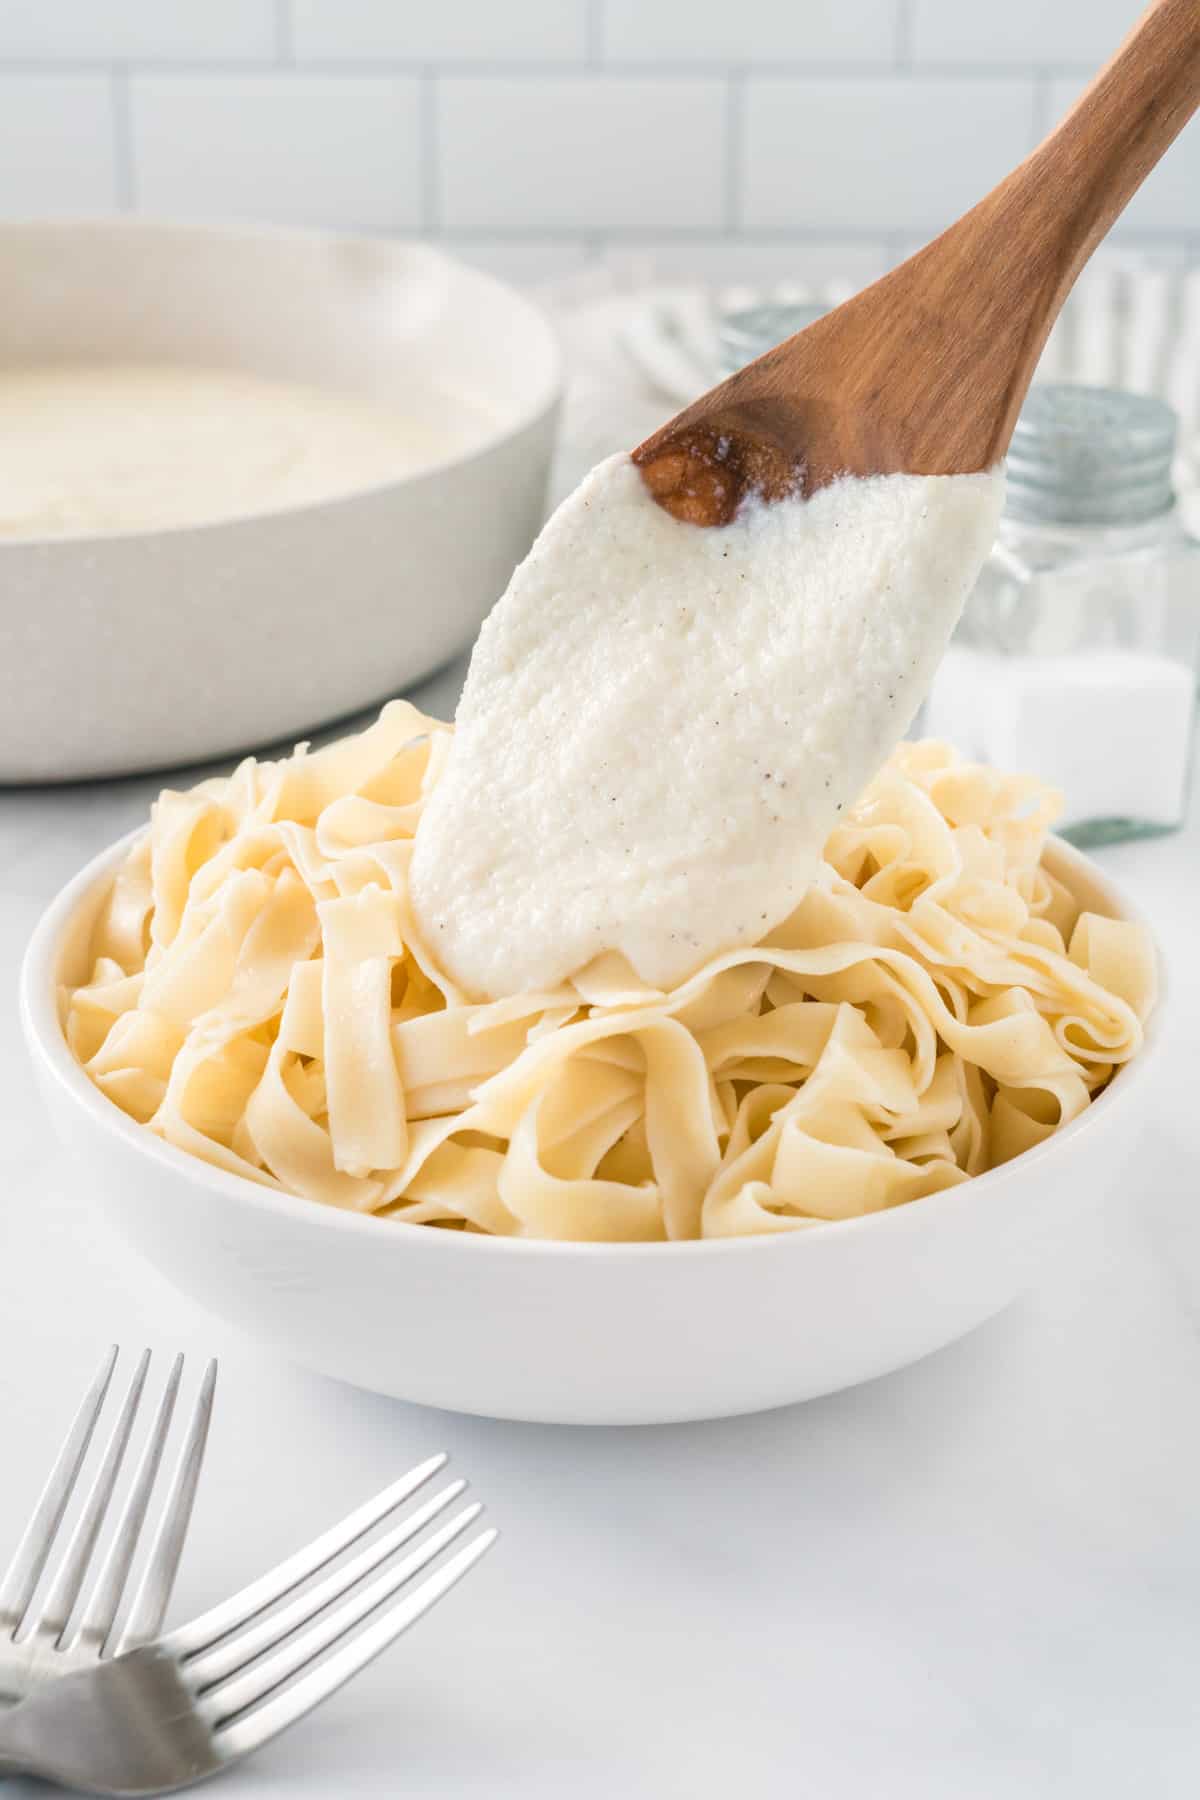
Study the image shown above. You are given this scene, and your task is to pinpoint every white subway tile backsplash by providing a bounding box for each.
[0,75,116,215]
[601,239,890,291]
[890,236,1200,293]
[742,77,1035,233]
[602,0,898,66]
[1085,240,1200,270]
[441,238,591,285]
[0,1,1194,278]
[437,77,727,231]
[1048,76,1200,235]
[0,0,277,63]
[912,0,1133,68]
[129,75,421,229]
[291,0,587,65]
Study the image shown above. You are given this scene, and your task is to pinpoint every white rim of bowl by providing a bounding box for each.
[20,825,1165,1260]
[0,217,564,549]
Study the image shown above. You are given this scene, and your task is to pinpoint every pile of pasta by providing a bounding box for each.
[65,701,1156,1240]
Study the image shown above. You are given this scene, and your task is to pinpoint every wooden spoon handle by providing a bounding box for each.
[913,0,1200,470]
[987,0,1200,321]
[859,0,1200,472]
[803,0,1200,482]
[633,0,1200,514]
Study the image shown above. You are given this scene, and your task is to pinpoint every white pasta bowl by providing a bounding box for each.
[0,219,560,782]
[22,833,1161,1426]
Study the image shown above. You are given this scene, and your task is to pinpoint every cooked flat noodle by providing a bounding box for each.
[64,703,1155,1241]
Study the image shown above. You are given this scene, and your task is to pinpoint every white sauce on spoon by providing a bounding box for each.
[411,452,1004,998]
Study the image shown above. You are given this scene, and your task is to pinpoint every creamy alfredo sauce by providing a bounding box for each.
[410,453,1005,998]
[0,362,488,538]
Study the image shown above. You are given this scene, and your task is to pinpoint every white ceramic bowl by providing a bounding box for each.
[0,219,561,782]
[21,834,1160,1426]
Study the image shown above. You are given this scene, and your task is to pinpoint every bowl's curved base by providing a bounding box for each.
[22,829,1159,1430]
[77,1125,1116,1426]
[208,1295,1021,1426]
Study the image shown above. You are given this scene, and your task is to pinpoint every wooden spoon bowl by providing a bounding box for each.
[634,0,1200,525]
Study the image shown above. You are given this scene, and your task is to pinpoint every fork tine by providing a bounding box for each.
[0,1344,118,1635]
[60,1354,184,1655]
[23,1350,151,1646]
[199,1504,484,1725]
[215,1528,498,1762]
[112,1358,217,1657]
[187,1480,469,1691]
[166,1453,448,1658]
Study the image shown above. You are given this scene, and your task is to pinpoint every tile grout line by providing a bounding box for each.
[0,55,1095,79]
[1031,73,1056,144]
[585,0,604,66]
[110,65,135,209]
[425,227,905,247]
[723,70,744,236]
[391,223,1188,249]
[894,0,916,69]
[274,0,293,65]
[421,66,438,236]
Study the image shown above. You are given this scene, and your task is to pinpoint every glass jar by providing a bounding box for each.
[716,301,829,379]
[923,385,1200,845]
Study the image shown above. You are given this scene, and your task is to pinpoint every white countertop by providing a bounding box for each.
[2,667,1198,1800]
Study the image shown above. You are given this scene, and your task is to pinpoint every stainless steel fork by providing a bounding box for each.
[0,1346,216,1704]
[0,1454,497,1795]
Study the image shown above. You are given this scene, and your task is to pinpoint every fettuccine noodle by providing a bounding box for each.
[64,702,1155,1241]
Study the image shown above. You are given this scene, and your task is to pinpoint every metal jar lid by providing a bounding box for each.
[716,300,829,379]
[1006,384,1177,526]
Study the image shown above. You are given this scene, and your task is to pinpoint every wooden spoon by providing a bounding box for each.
[633,0,1200,525]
